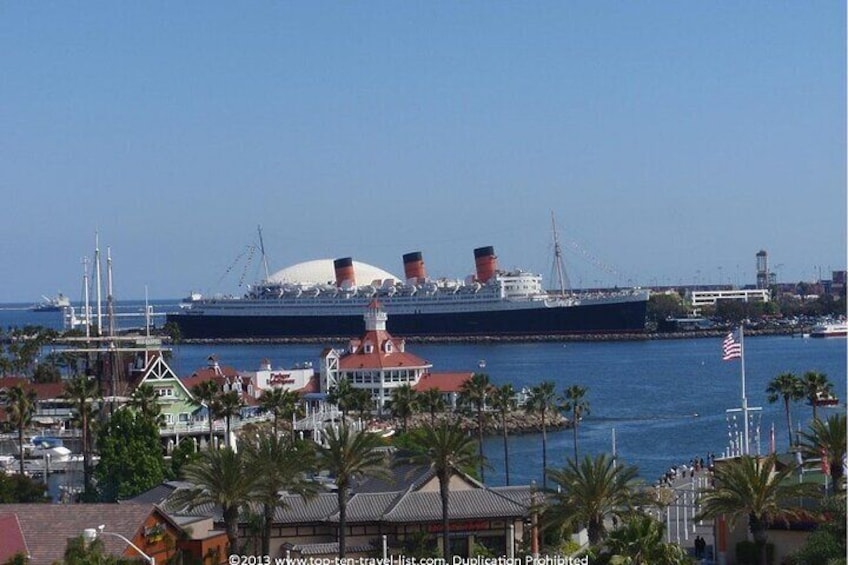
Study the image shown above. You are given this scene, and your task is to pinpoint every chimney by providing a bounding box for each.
[473,246,498,283]
[402,251,427,282]
[334,257,356,287]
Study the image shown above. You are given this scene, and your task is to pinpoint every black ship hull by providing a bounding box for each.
[167,299,648,339]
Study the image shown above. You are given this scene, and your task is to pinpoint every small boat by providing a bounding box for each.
[809,322,848,338]
[811,391,840,407]
[31,293,70,312]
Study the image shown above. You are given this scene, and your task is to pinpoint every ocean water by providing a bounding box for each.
[167,335,846,487]
[2,302,845,488]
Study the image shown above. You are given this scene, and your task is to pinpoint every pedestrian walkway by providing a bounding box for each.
[668,469,715,563]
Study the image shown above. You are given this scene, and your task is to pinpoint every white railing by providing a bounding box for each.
[158,413,272,437]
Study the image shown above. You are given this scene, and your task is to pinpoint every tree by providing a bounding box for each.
[173,445,257,554]
[765,372,804,450]
[63,375,101,500]
[5,384,37,476]
[801,371,833,422]
[561,384,590,462]
[243,431,318,555]
[327,378,355,419]
[788,495,846,564]
[491,384,516,485]
[696,455,819,565]
[259,387,299,437]
[403,420,482,562]
[419,388,446,426]
[95,408,167,501]
[458,372,492,482]
[163,320,182,344]
[128,383,164,424]
[0,472,48,502]
[2,552,27,565]
[170,437,200,478]
[190,379,220,449]
[63,535,137,565]
[798,412,846,493]
[646,292,688,323]
[214,390,244,443]
[525,381,558,487]
[32,362,61,384]
[545,454,645,546]
[387,384,418,433]
[317,424,390,558]
[601,513,690,565]
[348,388,373,421]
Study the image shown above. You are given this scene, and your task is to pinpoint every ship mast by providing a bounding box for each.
[95,232,103,336]
[82,256,91,339]
[258,225,270,281]
[106,246,115,338]
[551,211,570,295]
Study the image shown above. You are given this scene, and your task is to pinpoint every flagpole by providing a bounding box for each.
[740,325,749,456]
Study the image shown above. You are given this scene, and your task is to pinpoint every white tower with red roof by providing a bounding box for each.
[364,299,388,331]
[320,301,431,412]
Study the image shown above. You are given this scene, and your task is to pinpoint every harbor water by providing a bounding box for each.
[2,302,845,488]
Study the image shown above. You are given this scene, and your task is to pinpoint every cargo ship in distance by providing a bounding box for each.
[168,245,650,340]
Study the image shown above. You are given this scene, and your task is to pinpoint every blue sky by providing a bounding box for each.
[1,2,844,301]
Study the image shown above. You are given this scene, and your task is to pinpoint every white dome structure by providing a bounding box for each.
[267,259,400,286]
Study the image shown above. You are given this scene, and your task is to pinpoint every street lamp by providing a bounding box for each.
[82,525,155,565]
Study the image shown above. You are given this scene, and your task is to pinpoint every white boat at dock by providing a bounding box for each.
[809,321,848,338]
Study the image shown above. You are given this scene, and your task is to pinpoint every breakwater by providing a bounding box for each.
[174,326,804,346]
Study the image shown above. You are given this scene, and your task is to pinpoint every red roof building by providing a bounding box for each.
[0,377,73,430]
[319,302,471,412]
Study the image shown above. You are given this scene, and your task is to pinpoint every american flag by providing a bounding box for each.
[722,329,742,361]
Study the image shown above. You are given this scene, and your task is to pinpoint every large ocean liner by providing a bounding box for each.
[167,245,649,339]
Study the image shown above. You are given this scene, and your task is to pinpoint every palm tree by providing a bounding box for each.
[317,424,390,558]
[545,453,645,546]
[5,384,37,476]
[491,384,516,485]
[349,388,373,421]
[403,420,481,561]
[63,375,101,498]
[602,513,689,565]
[190,379,220,448]
[801,371,833,422]
[561,384,590,462]
[243,431,318,555]
[419,388,446,426]
[128,383,163,424]
[696,455,819,565]
[765,372,804,450]
[173,445,257,553]
[259,387,299,437]
[387,384,418,433]
[458,372,492,482]
[525,381,557,487]
[215,390,244,443]
[327,378,355,419]
[798,412,846,493]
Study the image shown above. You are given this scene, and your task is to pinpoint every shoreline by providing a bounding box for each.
[173,326,805,346]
